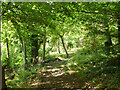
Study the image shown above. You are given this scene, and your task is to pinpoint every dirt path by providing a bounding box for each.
[29,58,85,88]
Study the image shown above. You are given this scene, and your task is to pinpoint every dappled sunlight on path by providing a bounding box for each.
[30,58,84,88]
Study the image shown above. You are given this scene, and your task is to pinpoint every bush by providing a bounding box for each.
[70,49,94,65]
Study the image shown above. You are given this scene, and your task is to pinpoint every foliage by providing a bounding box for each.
[1,2,120,89]
[64,51,120,88]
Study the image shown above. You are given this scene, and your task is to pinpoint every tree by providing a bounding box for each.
[42,27,46,61]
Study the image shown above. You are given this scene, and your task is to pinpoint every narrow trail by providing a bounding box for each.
[29,58,85,88]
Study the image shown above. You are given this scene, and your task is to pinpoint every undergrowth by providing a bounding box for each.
[5,50,120,89]
[63,49,120,89]
[6,64,44,88]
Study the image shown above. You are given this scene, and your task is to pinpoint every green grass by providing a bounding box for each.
[62,50,120,89]
[5,50,120,88]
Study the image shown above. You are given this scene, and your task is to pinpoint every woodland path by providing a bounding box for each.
[28,58,86,88]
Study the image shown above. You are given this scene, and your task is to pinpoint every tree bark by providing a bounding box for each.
[43,29,46,61]
[105,26,112,55]
[105,24,113,46]
[30,25,39,64]
[59,35,69,58]
[31,34,38,64]
[0,15,2,89]
[58,41,61,54]
[104,16,113,55]
[6,38,10,59]
[6,38,10,67]
[2,66,7,88]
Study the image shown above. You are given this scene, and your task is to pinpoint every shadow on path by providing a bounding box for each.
[30,58,86,88]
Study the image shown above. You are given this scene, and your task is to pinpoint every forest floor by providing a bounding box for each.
[28,58,88,88]
[22,56,119,89]
[6,53,120,88]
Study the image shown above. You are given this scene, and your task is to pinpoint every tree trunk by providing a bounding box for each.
[104,17,113,55]
[59,35,69,58]
[31,34,38,64]
[105,24,112,46]
[6,38,10,67]
[43,29,46,61]
[2,66,7,88]
[0,14,2,89]
[30,25,39,64]
[0,63,1,89]
[58,41,61,54]
[6,38,10,59]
